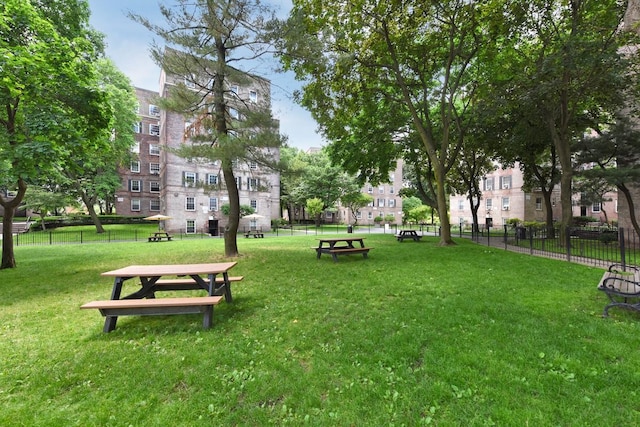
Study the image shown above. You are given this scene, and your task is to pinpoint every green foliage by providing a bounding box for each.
[220,204,254,217]
[0,0,111,268]
[305,197,324,218]
[407,205,430,224]
[573,216,600,227]
[506,218,522,228]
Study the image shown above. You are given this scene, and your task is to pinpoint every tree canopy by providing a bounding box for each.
[0,0,111,268]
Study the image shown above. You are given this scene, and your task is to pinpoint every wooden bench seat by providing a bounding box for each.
[244,232,264,238]
[395,234,422,242]
[597,264,640,317]
[314,247,372,262]
[81,296,223,331]
[148,235,172,242]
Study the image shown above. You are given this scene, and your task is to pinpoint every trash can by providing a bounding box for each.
[347,225,353,233]
[516,226,526,239]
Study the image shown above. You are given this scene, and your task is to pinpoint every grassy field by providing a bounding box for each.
[1,233,639,425]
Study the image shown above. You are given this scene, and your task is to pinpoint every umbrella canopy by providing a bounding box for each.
[143,214,172,230]
[242,213,264,220]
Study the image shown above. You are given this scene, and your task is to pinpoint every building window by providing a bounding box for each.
[235,176,242,189]
[389,187,394,194]
[131,141,140,154]
[356,211,362,219]
[592,202,601,213]
[133,121,142,133]
[535,197,542,210]
[149,123,160,136]
[367,186,373,194]
[484,177,494,191]
[131,199,141,211]
[458,199,465,210]
[149,104,160,116]
[207,174,218,185]
[248,178,258,191]
[229,107,239,119]
[250,199,257,209]
[378,198,385,208]
[130,161,140,173]
[250,161,257,170]
[502,197,510,211]
[500,176,512,190]
[185,197,195,211]
[368,212,373,219]
[230,84,238,95]
[379,186,384,194]
[388,199,396,208]
[183,172,196,187]
[486,198,493,210]
[186,219,196,234]
[249,90,258,103]
[325,211,333,219]
[150,199,160,211]
[149,144,160,155]
[150,181,160,193]
[209,197,218,211]
[184,76,195,88]
[150,163,160,175]
[130,180,141,192]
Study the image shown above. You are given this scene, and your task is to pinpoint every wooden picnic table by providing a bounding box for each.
[313,237,372,262]
[148,231,172,242]
[81,262,236,332]
[395,230,423,242]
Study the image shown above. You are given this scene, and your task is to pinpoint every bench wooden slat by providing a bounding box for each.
[81,296,222,310]
[81,296,224,331]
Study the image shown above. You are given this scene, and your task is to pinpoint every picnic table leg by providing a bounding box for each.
[202,306,214,329]
[104,277,125,332]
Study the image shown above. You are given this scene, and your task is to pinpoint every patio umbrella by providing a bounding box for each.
[144,214,172,230]
[242,213,264,220]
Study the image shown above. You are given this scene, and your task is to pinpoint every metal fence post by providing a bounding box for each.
[619,227,626,270]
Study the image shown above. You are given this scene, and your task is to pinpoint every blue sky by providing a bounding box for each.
[86,0,323,150]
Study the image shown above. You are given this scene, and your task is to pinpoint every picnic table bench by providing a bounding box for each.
[81,296,223,329]
[314,237,372,262]
[395,230,423,242]
[244,230,264,238]
[148,232,172,242]
[597,263,640,317]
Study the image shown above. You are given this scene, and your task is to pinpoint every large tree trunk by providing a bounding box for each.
[78,187,105,234]
[542,189,556,238]
[221,161,239,257]
[0,179,27,269]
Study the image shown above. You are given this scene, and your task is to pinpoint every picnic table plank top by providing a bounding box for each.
[317,237,365,242]
[101,262,237,277]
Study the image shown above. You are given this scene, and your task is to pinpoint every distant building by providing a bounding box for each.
[114,87,161,218]
[116,72,280,235]
[450,163,618,228]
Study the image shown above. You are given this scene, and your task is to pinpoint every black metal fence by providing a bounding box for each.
[468,225,639,268]
[12,223,639,269]
[13,230,213,246]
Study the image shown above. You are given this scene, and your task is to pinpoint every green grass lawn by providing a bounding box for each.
[1,234,639,425]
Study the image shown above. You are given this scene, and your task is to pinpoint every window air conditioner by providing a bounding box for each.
[502,206,509,210]
[503,184,510,189]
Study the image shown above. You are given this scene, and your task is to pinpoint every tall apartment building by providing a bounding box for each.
[116,74,280,235]
[114,88,162,217]
[337,159,404,225]
[450,163,618,228]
